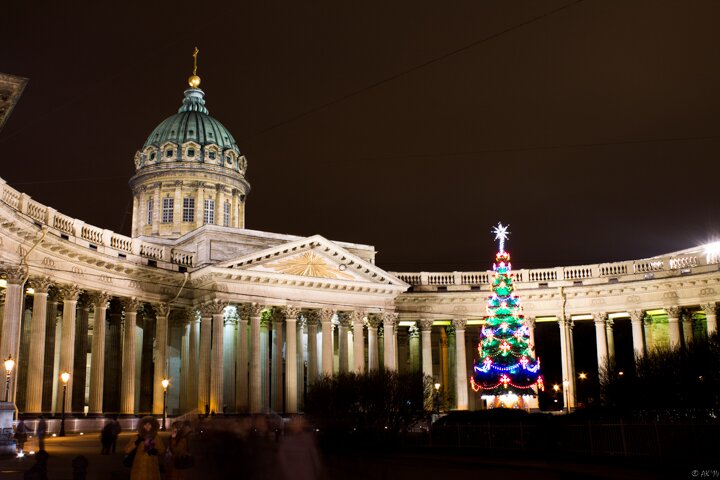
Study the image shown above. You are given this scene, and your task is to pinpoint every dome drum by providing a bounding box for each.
[134,141,247,175]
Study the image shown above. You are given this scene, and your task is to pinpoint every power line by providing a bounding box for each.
[254,0,587,136]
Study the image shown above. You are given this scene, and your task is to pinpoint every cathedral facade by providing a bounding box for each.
[0,71,718,418]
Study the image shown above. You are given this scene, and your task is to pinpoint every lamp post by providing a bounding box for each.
[562,379,570,414]
[161,378,169,431]
[433,382,441,413]
[4,355,14,402]
[59,371,70,437]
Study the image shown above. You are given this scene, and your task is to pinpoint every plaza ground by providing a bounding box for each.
[0,431,693,480]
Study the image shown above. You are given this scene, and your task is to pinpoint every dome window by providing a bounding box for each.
[166,149,174,157]
[209,152,216,160]
[187,148,195,157]
[189,129,194,135]
[226,156,232,165]
[150,153,156,161]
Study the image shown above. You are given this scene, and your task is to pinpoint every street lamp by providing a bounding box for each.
[59,371,70,437]
[4,355,15,402]
[161,378,170,431]
[562,380,570,414]
[433,383,441,413]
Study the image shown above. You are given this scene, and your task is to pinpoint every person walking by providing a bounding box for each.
[165,421,193,480]
[109,418,121,453]
[14,420,28,454]
[100,422,113,454]
[36,416,47,452]
[124,416,164,480]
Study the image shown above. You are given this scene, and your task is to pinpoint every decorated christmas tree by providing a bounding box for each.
[471,223,544,407]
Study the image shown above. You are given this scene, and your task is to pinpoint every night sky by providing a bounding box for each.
[3,1,720,272]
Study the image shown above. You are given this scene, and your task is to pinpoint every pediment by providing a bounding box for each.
[214,235,408,288]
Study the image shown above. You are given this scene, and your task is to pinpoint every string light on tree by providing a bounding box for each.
[471,222,544,408]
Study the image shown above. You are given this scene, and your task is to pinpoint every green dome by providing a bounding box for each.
[143,88,240,152]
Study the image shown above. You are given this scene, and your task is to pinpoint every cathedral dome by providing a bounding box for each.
[133,87,247,175]
[143,88,239,152]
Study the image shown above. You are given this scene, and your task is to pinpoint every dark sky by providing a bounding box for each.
[2,1,720,272]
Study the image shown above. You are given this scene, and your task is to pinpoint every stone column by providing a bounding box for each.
[42,292,60,412]
[0,267,25,404]
[452,319,468,410]
[209,301,227,414]
[320,309,334,376]
[55,285,80,413]
[419,319,433,378]
[703,303,717,337]
[627,310,645,358]
[197,305,212,413]
[152,303,170,414]
[236,305,249,412]
[601,319,614,368]
[367,315,381,371]
[186,309,199,412]
[152,183,161,235]
[283,306,300,414]
[593,312,609,373]
[260,312,271,410]
[88,292,110,415]
[223,316,236,411]
[180,321,189,412]
[72,296,91,412]
[337,312,351,373]
[196,183,205,229]
[409,325,420,373]
[666,306,682,350]
[382,313,397,371]
[25,278,52,414]
[351,311,365,373]
[215,185,223,227]
[297,318,305,410]
[0,289,4,348]
[270,309,283,412]
[643,316,654,353]
[558,315,576,410]
[173,181,183,233]
[305,311,320,384]
[682,311,694,347]
[525,317,536,354]
[231,189,239,228]
[248,303,264,414]
[120,298,141,415]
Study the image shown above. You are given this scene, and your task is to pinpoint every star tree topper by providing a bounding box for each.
[492,222,510,253]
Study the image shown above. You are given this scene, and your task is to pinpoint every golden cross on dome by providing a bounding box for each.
[188,47,201,88]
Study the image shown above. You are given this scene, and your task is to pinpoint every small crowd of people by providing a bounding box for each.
[123,416,193,480]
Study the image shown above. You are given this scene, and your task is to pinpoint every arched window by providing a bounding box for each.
[223,200,230,227]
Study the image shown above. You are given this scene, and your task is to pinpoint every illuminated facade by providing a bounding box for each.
[0,71,718,417]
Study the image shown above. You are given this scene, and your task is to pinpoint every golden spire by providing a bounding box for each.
[188,47,201,88]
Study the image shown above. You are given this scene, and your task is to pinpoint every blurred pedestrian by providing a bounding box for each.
[36,416,47,452]
[165,421,193,480]
[124,416,164,480]
[100,422,113,454]
[15,420,28,454]
[110,417,121,453]
[23,449,49,480]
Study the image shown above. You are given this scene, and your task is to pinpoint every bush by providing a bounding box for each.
[304,370,430,434]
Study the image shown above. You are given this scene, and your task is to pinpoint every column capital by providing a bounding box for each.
[666,306,681,318]
[629,309,645,323]
[319,308,335,324]
[3,266,27,285]
[59,284,82,302]
[245,302,265,318]
[90,291,112,309]
[0,289,5,305]
[350,310,365,325]
[203,299,228,316]
[592,312,608,325]
[366,314,382,329]
[282,305,302,320]
[29,276,53,294]
[336,311,352,328]
[419,318,434,331]
[408,325,420,337]
[381,312,398,327]
[451,318,467,330]
[77,294,93,310]
[153,302,170,318]
[701,302,717,315]
[184,308,198,324]
[121,297,143,313]
[303,309,320,326]
[270,307,285,325]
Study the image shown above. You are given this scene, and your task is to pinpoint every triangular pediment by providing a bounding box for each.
[213,235,408,288]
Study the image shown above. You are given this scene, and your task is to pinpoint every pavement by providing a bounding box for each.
[0,430,699,480]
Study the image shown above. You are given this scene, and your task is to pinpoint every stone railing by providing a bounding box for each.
[392,251,718,290]
[0,178,193,268]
